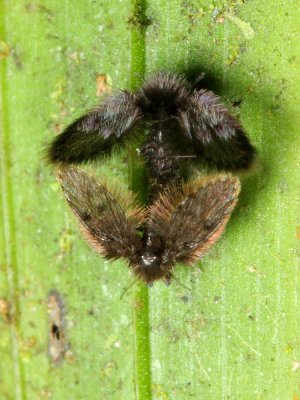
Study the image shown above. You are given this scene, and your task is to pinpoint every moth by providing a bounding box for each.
[48,72,255,197]
[58,167,240,284]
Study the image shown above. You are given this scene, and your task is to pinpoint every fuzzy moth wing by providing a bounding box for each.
[58,167,145,262]
[149,175,240,266]
[178,90,256,170]
[48,91,141,164]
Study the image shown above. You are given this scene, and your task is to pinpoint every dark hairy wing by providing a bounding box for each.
[149,175,240,265]
[178,89,256,170]
[58,167,144,261]
[48,91,141,164]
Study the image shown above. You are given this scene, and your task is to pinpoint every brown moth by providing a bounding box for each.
[58,167,240,285]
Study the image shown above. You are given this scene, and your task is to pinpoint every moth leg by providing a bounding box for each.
[164,273,172,286]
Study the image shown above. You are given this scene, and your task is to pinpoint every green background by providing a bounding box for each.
[0,1,299,399]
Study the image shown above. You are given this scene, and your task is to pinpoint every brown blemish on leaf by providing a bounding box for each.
[133,298,145,311]
[24,336,38,349]
[0,298,11,322]
[0,41,10,59]
[47,290,68,364]
[96,74,112,96]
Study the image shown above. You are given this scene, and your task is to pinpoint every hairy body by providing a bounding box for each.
[48,72,254,284]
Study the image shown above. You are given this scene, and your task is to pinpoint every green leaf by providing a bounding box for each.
[1,0,299,399]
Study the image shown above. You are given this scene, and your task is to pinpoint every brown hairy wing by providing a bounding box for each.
[48,91,141,164]
[178,90,256,170]
[58,167,144,261]
[149,175,240,265]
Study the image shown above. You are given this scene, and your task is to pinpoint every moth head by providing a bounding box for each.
[134,233,173,284]
[139,251,161,270]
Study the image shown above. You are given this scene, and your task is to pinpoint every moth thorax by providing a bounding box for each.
[140,140,180,182]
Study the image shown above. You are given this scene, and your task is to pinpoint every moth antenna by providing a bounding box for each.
[170,274,191,291]
[191,72,206,89]
[172,155,198,159]
[119,278,140,300]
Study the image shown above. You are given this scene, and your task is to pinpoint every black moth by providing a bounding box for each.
[48,72,255,198]
[58,167,240,285]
